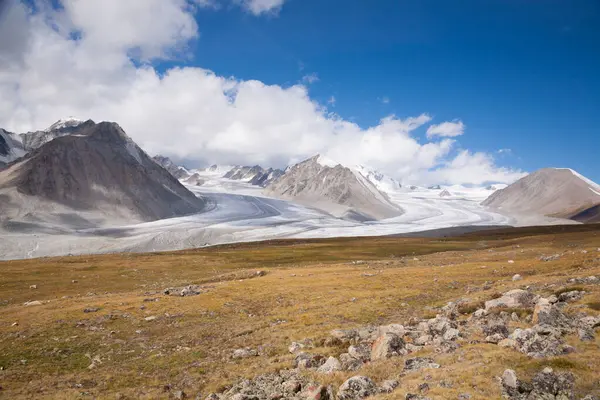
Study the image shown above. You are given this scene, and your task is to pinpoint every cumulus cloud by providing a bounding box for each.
[235,0,286,15]
[426,120,465,138]
[302,73,319,84]
[0,0,522,186]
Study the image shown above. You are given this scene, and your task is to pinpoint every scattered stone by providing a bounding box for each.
[578,328,595,342]
[302,384,334,400]
[458,394,472,400]
[371,332,406,360]
[232,348,258,359]
[418,383,430,393]
[379,380,399,394]
[512,274,522,282]
[288,342,304,354]
[348,344,371,362]
[83,307,100,313]
[509,326,573,358]
[567,276,599,285]
[339,353,364,371]
[23,300,42,306]
[540,254,560,262]
[294,353,324,369]
[557,290,585,303]
[404,357,440,372]
[163,285,202,297]
[508,260,515,264]
[330,329,358,344]
[337,376,377,400]
[405,394,431,400]
[173,390,186,399]
[29,285,37,289]
[144,316,157,322]
[316,356,341,374]
[532,298,571,330]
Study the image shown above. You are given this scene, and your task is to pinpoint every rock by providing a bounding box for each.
[294,353,324,369]
[509,327,573,358]
[458,394,472,400]
[498,338,517,348]
[330,329,359,344]
[339,353,364,371]
[232,348,258,359]
[512,274,522,282]
[485,333,506,344]
[532,298,571,330]
[404,357,440,372]
[302,384,334,400]
[511,312,520,322]
[442,328,460,341]
[501,369,523,398]
[164,285,202,297]
[371,332,406,360]
[337,376,377,400]
[83,307,100,313]
[530,368,575,399]
[205,394,220,400]
[482,319,509,338]
[508,260,515,264]
[418,383,429,393]
[23,300,42,306]
[288,342,304,354]
[578,328,595,341]
[547,295,559,304]
[379,380,399,394]
[540,254,560,262]
[144,316,157,321]
[348,344,371,361]
[316,356,341,374]
[485,289,540,311]
[173,390,186,399]
[378,324,406,337]
[29,285,37,289]
[414,335,432,346]
[441,302,459,320]
[472,309,487,319]
[405,394,431,400]
[558,290,585,303]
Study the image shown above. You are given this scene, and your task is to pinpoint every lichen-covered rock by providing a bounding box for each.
[371,332,406,360]
[232,348,258,359]
[557,290,585,303]
[509,326,573,358]
[379,380,399,394]
[316,357,341,374]
[294,353,325,369]
[337,376,377,400]
[532,298,572,331]
[403,357,440,372]
[485,289,539,311]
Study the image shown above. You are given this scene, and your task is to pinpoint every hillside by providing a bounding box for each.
[0,225,599,398]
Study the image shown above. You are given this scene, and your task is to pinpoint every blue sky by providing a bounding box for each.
[168,0,600,181]
[2,0,599,185]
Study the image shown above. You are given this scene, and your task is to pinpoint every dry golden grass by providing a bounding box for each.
[0,225,599,399]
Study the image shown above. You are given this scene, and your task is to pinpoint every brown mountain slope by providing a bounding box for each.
[482,168,600,220]
[0,121,206,222]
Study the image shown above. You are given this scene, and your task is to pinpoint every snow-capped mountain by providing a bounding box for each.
[224,165,285,188]
[483,168,600,220]
[44,117,86,132]
[353,165,401,193]
[0,129,27,166]
[265,154,402,221]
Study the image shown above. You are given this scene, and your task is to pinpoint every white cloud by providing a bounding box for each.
[327,96,336,106]
[381,96,390,104]
[426,119,465,138]
[235,0,286,15]
[302,73,319,84]
[0,0,522,186]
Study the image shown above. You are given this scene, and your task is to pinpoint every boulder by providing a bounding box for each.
[404,357,440,372]
[371,332,406,361]
[316,357,342,374]
[379,380,399,394]
[557,290,585,303]
[232,348,258,359]
[348,345,371,362]
[509,326,573,358]
[512,274,522,282]
[339,353,364,371]
[485,289,540,311]
[294,353,325,369]
[532,298,572,331]
[302,384,335,400]
[330,329,359,344]
[337,376,377,400]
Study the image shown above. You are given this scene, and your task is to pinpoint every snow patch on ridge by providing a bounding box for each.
[316,154,340,168]
[45,117,85,132]
[555,168,600,193]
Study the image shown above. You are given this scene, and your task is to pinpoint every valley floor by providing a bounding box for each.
[0,224,599,399]
[0,174,571,260]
